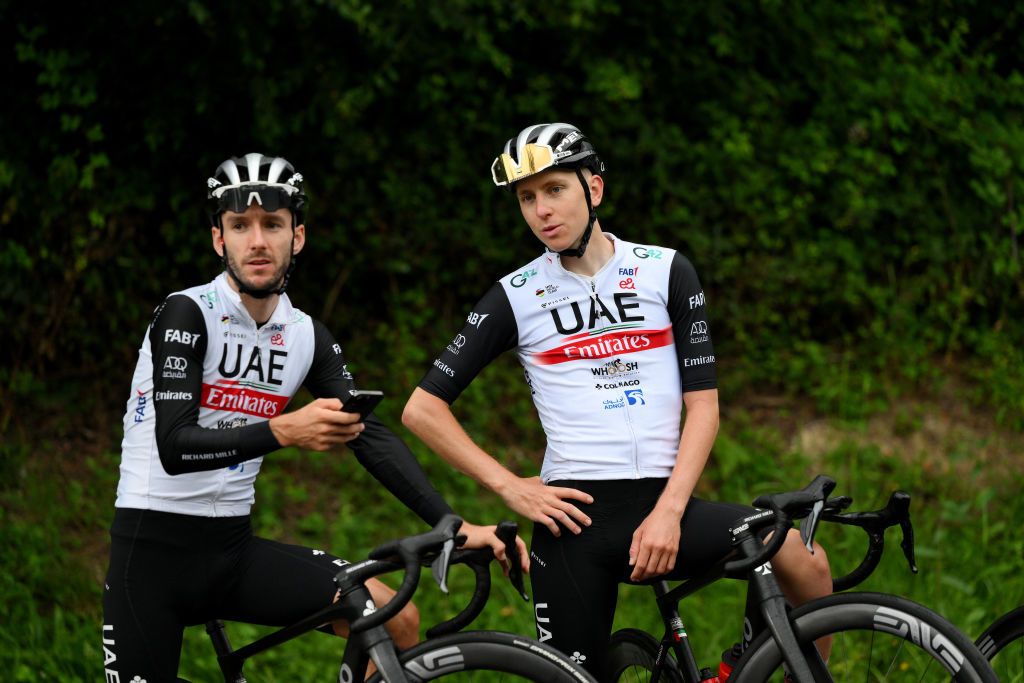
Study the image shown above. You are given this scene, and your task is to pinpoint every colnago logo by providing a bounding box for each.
[533,327,674,365]
[202,380,288,418]
[595,379,641,390]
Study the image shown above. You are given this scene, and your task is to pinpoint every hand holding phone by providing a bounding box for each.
[341,390,383,419]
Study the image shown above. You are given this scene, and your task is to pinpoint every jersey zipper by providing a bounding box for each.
[560,249,641,477]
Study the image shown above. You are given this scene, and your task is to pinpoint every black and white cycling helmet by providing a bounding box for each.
[207,153,306,227]
[491,122,604,188]
[491,123,605,258]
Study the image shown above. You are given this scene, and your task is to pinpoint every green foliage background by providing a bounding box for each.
[1,0,1022,680]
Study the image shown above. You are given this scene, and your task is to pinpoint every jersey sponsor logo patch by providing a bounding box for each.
[162,355,188,379]
[548,292,643,335]
[625,388,646,405]
[532,327,673,365]
[164,328,202,347]
[201,380,288,417]
[133,390,147,423]
[216,417,248,429]
[689,291,705,309]
[432,359,456,377]
[510,268,538,288]
[466,312,489,328]
[683,355,715,368]
[155,390,193,401]
[446,334,467,355]
[633,246,664,259]
[594,379,641,390]
[690,320,709,344]
[591,359,639,377]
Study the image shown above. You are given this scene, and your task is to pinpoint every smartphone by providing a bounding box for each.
[341,389,384,418]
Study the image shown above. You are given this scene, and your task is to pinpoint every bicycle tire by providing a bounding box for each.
[364,630,596,682]
[732,592,996,683]
[976,605,1024,683]
[604,628,684,682]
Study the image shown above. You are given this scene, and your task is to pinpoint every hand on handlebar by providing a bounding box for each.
[459,521,530,575]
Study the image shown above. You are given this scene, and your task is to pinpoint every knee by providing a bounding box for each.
[778,528,831,585]
[388,599,420,650]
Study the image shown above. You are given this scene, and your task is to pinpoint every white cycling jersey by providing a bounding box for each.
[419,234,716,481]
[116,272,452,521]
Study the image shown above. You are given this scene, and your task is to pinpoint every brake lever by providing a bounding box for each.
[496,521,529,601]
[889,491,918,574]
[800,499,824,553]
[431,536,457,594]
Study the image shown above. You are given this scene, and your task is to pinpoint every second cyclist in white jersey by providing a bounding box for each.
[403,123,834,676]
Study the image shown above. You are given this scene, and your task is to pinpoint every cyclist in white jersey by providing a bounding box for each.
[102,153,525,683]
[403,124,833,676]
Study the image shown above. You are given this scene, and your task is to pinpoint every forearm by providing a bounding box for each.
[403,387,517,496]
[657,389,720,517]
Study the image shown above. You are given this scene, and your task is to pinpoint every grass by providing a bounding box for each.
[1,375,1022,681]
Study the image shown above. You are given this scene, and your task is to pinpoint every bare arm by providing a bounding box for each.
[403,387,593,536]
[629,388,719,580]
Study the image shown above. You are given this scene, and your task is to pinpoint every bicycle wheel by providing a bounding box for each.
[733,592,997,683]
[365,630,596,682]
[976,606,1024,683]
[604,628,683,682]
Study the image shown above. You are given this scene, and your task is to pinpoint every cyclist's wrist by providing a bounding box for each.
[268,415,292,447]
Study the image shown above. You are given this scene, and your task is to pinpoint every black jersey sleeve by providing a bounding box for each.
[417,283,518,404]
[667,252,718,393]
[303,319,454,526]
[151,296,280,475]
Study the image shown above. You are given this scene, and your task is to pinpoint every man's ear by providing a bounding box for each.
[211,226,224,257]
[588,173,605,207]
[292,224,306,255]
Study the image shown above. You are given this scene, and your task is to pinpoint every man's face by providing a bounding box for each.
[515,168,603,253]
[211,205,305,294]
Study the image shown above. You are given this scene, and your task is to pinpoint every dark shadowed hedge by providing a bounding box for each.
[2,0,1022,434]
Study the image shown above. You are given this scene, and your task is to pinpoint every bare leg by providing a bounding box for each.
[771,528,833,660]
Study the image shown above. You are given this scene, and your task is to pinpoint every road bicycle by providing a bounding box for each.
[976,604,1024,683]
[603,475,998,683]
[186,516,596,682]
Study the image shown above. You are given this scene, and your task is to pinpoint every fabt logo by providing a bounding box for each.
[165,329,201,347]
[466,312,489,329]
[689,291,705,309]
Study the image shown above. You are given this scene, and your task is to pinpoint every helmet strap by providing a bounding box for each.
[557,167,597,259]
